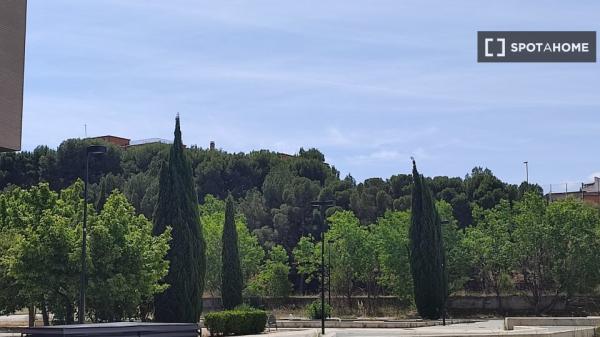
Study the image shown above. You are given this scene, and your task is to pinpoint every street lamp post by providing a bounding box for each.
[440,219,449,326]
[327,239,334,311]
[311,200,334,335]
[79,145,107,324]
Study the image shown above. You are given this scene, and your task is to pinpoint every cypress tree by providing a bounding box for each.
[409,159,446,319]
[221,195,243,309]
[153,116,206,323]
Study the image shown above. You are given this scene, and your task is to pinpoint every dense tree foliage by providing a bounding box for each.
[0,182,170,324]
[1,135,541,251]
[9,130,600,318]
[152,117,206,323]
[245,245,292,298]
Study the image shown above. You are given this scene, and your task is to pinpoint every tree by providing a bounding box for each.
[464,200,515,312]
[436,200,469,294]
[409,160,445,319]
[513,193,600,314]
[246,245,292,298]
[0,183,172,324]
[200,195,264,296]
[371,211,412,302]
[292,235,319,294]
[326,210,373,307]
[2,183,81,325]
[88,192,170,322]
[221,195,243,309]
[152,116,206,323]
[464,167,515,210]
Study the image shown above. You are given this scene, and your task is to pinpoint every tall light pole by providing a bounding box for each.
[79,145,107,324]
[327,239,334,311]
[441,219,449,326]
[311,200,334,335]
[523,161,529,184]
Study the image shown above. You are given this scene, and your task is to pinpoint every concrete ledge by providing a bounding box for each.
[277,319,473,329]
[505,317,600,330]
[330,327,598,337]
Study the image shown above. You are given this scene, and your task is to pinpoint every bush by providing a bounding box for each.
[234,303,255,311]
[305,300,332,319]
[204,309,267,336]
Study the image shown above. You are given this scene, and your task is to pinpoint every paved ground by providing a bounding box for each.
[3,316,596,337]
[245,320,596,337]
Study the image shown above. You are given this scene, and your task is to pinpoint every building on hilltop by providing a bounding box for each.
[90,135,131,148]
[128,138,173,148]
[546,177,600,205]
[87,135,191,149]
[582,177,600,194]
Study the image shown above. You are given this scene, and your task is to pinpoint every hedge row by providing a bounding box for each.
[204,309,267,336]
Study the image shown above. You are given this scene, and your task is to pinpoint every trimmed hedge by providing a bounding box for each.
[204,309,267,336]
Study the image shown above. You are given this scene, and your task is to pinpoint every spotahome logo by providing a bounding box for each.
[478,31,596,62]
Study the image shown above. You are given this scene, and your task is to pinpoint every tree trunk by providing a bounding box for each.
[495,289,503,316]
[41,301,50,326]
[346,287,352,309]
[28,305,35,327]
[65,303,74,325]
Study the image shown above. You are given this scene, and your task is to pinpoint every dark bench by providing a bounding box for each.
[21,322,199,337]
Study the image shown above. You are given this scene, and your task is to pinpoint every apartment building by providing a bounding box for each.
[0,0,27,152]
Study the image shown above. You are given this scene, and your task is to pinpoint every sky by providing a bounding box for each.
[21,0,600,190]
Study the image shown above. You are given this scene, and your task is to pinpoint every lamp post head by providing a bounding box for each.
[87,145,107,155]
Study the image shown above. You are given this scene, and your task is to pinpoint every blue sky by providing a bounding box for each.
[22,0,600,190]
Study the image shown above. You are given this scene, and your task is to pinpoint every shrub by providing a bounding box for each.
[305,300,332,319]
[234,303,255,311]
[204,309,267,336]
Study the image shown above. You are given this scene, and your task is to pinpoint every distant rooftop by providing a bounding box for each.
[129,138,172,146]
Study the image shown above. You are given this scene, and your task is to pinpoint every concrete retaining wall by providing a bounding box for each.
[505,317,600,330]
[277,319,472,329]
[203,295,600,316]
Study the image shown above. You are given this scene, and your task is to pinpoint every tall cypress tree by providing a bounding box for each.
[409,159,445,319]
[153,116,206,323]
[221,195,243,309]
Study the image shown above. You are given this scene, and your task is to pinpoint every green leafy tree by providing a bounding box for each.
[513,193,600,314]
[221,195,243,309]
[152,117,206,323]
[409,161,445,319]
[88,192,171,322]
[464,200,515,312]
[545,198,600,303]
[371,211,412,301]
[436,200,469,293]
[3,183,81,324]
[326,210,373,307]
[246,245,291,298]
[292,235,319,294]
[0,183,172,324]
